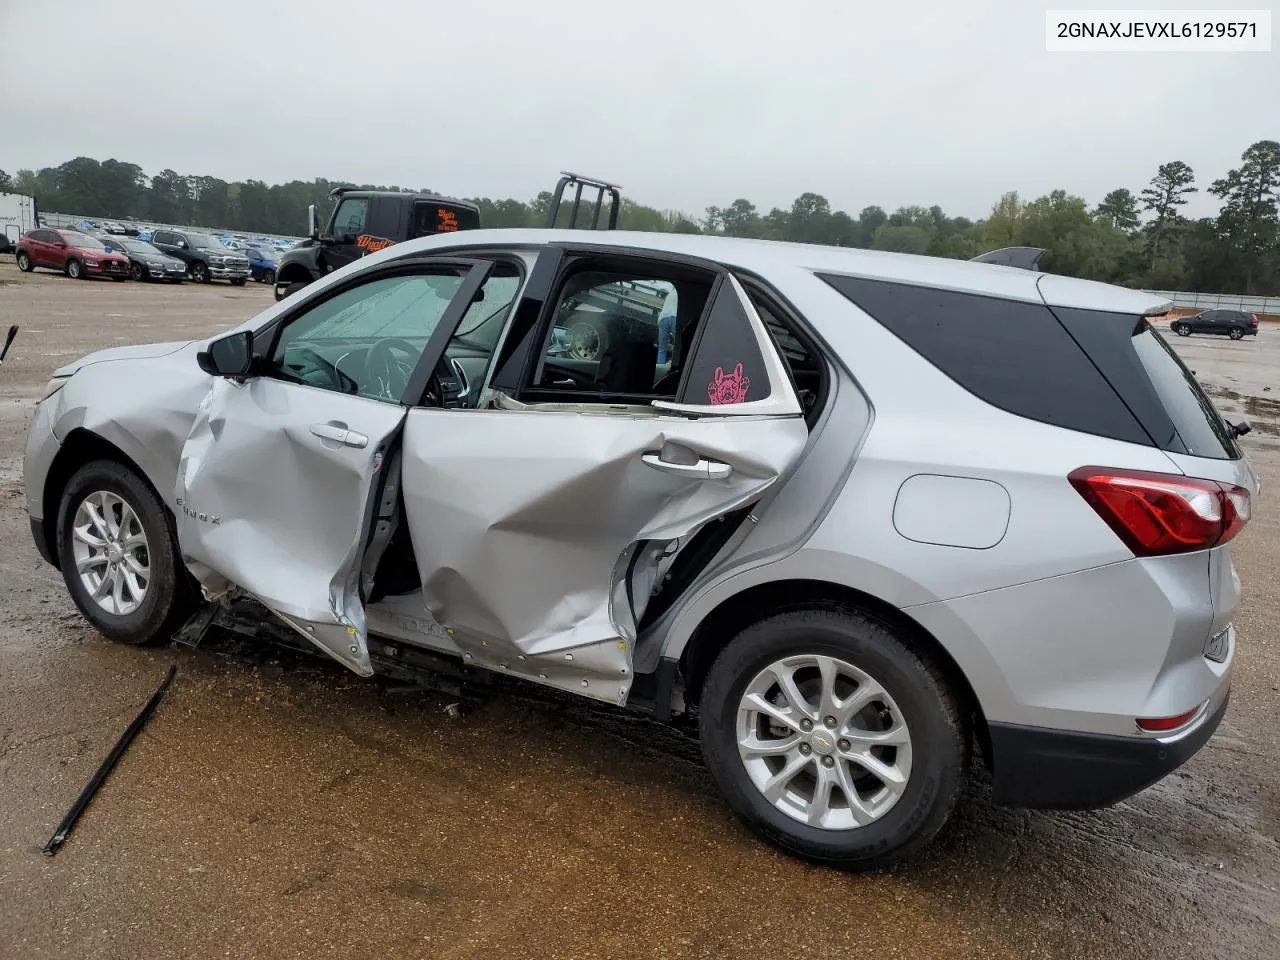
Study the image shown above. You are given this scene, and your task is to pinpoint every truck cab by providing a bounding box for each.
[272,189,482,301]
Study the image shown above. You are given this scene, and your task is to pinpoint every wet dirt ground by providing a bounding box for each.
[0,258,1277,960]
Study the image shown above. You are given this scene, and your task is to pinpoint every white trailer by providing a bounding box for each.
[0,192,38,246]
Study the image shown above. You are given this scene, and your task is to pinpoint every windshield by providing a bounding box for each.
[121,239,163,256]
[188,234,222,249]
[61,231,106,248]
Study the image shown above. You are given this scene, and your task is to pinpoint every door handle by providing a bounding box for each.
[309,422,369,448]
[641,452,733,480]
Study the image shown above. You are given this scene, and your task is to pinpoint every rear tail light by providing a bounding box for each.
[1068,467,1251,557]
[1250,315,1259,327]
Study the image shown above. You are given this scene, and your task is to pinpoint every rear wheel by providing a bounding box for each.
[130,262,145,281]
[66,258,84,280]
[56,460,195,646]
[16,251,33,272]
[1229,326,1244,340]
[698,607,966,869]
[190,261,209,283]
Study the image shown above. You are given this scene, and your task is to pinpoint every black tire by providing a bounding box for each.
[1175,322,1191,336]
[264,268,276,285]
[66,258,84,280]
[1229,326,1244,340]
[698,607,967,870]
[190,261,209,283]
[56,460,195,646]
[130,262,145,282]
[277,280,309,302]
[16,250,33,272]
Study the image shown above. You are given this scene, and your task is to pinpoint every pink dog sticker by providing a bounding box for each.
[707,363,751,405]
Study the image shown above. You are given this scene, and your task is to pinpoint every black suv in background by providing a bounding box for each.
[149,229,250,285]
[1171,309,1259,340]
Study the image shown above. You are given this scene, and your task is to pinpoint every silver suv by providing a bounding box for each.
[23,230,1255,868]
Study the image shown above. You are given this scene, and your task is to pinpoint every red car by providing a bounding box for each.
[16,228,131,280]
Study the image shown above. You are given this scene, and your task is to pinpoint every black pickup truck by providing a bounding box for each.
[149,229,251,285]
[273,173,622,301]
[272,189,481,300]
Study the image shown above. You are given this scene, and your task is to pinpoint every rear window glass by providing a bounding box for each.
[819,274,1150,446]
[1052,308,1237,460]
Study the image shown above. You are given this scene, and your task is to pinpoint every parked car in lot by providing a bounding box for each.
[16,228,130,280]
[1171,309,1259,340]
[245,244,281,284]
[101,236,188,283]
[22,229,1256,869]
[148,229,250,284]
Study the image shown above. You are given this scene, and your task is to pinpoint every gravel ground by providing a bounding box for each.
[0,258,1277,960]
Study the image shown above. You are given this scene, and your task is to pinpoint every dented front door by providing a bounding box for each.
[176,378,406,675]
[174,258,494,675]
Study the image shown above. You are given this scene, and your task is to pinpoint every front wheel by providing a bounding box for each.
[130,262,145,281]
[698,608,967,870]
[16,251,33,272]
[66,258,84,280]
[190,261,209,283]
[1229,327,1244,340]
[1175,323,1191,336]
[276,280,309,302]
[263,268,276,285]
[56,460,195,646]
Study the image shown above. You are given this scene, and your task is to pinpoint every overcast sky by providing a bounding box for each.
[1,0,1274,221]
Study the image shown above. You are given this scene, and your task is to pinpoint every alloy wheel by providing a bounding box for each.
[736,654,913,830]
[71,490,151,616]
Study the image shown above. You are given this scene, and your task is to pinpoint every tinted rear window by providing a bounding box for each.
[819,274,1150,446]
[1052,308,1237,460]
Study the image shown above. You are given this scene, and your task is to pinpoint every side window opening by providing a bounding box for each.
[520,264,714,404]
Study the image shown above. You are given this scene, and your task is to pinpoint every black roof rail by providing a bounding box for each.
[546,172,622,230]
[969,246,1045,271]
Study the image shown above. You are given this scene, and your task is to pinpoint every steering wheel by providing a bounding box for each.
[291,347,359,394]
[364,337,421,401]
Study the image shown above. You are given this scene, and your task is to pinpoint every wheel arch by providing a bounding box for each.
[675,578,990,758]
[41,428,171,570]
[275,259,318,286]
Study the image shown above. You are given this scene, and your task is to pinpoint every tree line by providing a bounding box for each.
[2,138,1277,294]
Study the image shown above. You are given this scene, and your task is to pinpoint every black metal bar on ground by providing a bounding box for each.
[0,325,17,365]
[42,663,178,857]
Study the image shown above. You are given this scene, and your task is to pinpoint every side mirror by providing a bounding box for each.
[197,331,254,378]
[308,204,320,241]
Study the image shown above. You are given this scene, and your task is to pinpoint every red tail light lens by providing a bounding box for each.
[1069,467,1252,556]
[1136,704,1204,732]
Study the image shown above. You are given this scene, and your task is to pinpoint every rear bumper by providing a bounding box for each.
[988,690,1228,809]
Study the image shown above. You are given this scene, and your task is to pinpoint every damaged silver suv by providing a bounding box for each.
[24,229,1255,868]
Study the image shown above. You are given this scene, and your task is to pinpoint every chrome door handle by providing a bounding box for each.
[309,422,369,448]
[641,452,733,480]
